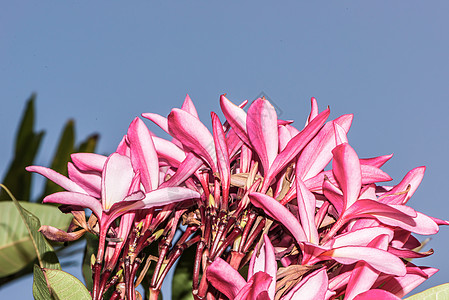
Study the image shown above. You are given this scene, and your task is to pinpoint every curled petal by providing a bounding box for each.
[70,153,107,172]
[380,166,425,205]
[67,162,101,198]
[39,225,86,242]
[168,108,217,171]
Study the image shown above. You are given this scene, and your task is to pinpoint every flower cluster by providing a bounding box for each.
[28,94,448,300]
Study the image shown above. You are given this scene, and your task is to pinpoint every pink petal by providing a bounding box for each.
[140,187,200,208]
[226,128,244,159]
[248,235,277,298]
[304,165,392,193]
[26,166,87,194]
[181,94,199,118]
[380,263,438,298]
[327,226,394,249]
[67,162,101,198]
[344,234,389,300]
[141,112,169,134]
[321,246,406,276]
[379,166,425,205]
[263,108,330,191]
[278,125,293,151]
[116,135,130,156]
[235,272,272,300]
[151,136,186,167]
[360,154,393,168]
[206,257,246,299]
[249,192,307,243]
[168,108,217,172]
[220,94,250,145]
[332,143,362,210]
[105,187,199,224]
[296,114,353,181]
[283,268,328,300]
[102,153,134,210]
[71,153,107,172]
[345,200,439,235]
[211,112,231,208]
[246,98,279,173]
[353,289,401,300]
[306,97,319,125]
[127,117,159,191]
[160,153,204,188]
[322,178,344,215]
[44,192,102,219]
[296,176,319,244]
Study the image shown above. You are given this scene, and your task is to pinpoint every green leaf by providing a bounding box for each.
[76,133,99,153]
[0,187,71,277]
[404,283,449,300]
[171,244,195,300]
[1,95,46,201]
[16,94,37,154]
[39,120,75,202]
[82,233,98,291]
[33,265,52,300]
[43,268,91,300]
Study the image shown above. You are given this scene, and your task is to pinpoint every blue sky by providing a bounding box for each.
[1,2,449,298]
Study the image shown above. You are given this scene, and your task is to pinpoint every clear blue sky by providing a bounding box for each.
[1,2,449,299]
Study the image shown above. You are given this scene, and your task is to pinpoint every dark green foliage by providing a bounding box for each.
[171,243,196,300]
[82,232,98,291]
[1,94,99,202]
[0,94,45,201]
[0,94,100,288]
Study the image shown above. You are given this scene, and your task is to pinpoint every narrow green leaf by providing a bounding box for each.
[76,134,99,153]
[405,283,449,300]
[172,244,195,300]
[0,95,45,201]
[15,94,37,153]
[0,185,69,277]
[44,268,91,300]
[39,120,75,202]
[82,233,98,291]
[33,265,52,300]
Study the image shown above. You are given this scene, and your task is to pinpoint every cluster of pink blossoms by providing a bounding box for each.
[28,95,448,300]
